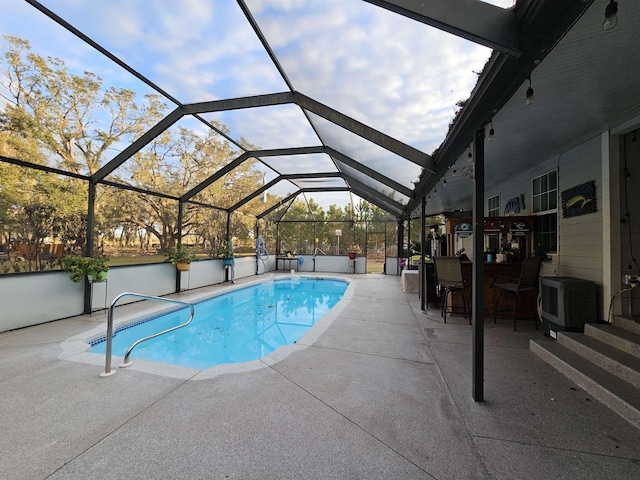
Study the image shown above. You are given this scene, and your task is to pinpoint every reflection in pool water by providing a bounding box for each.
[91,278,347,369]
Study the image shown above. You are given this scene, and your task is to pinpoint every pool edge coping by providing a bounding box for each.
[58,273,356,380]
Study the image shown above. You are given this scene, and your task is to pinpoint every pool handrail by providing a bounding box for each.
[100,292,195,378]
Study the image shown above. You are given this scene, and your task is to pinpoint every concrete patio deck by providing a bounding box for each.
[1,274,639,479]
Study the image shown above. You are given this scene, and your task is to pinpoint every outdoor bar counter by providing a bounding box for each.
[423,259,538,318]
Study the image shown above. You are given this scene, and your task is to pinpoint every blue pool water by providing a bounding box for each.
[91,277,348,369]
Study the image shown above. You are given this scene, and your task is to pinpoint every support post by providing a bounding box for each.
[255,218,259,275]
[420,196,427,311]
[365,221,369,266]
[84,182,97,313]
[397,220,404,276]
[472,128,486,402]
[176,201,184,293]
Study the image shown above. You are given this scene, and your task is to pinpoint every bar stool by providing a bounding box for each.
[433,256,470,324]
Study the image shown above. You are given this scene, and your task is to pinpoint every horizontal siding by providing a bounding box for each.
[558,138,601,186]
[558,254,603,271]
[558,243,602,258]
[557,264,603,284]
[483,133,640,320]
[540,257,559,277]
[559,218,602,234]
[557,137,603,286]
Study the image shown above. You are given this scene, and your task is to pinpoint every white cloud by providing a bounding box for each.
[2,0,503,211]
[249,0,494,154]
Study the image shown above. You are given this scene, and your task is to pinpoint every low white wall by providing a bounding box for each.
[386,256,400,275]
[0,254,344,333]
[256,254,276,275]
[178,257,262,290]
[0,271,84,331]
[95,263,178,311]
[293,255,366,274]
[232,256,260,280]
[182,259,225,289]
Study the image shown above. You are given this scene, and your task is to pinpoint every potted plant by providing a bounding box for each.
[165,245,197,271]
[347,244,362,260]
[213,242,234,266]
[63,255,110,283]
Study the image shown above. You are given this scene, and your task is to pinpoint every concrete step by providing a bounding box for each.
[558,332,640,388]
[531,338,640,430]
[585,323,640,358]
[614,316,640,336]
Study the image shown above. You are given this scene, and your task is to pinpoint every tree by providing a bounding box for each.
[111,127,262,252]
[0,35,165,175]
[0,35,168,264]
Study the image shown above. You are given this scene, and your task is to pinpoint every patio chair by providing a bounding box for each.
[433,256,470,324]
[490,255,544,331]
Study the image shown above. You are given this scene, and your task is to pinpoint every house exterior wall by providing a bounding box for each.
[556,137,603,285]
[485,135,605,318]
[620,132,640,317]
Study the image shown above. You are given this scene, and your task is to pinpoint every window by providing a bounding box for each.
[532,170,558,253]
[488,194,500,216]
[532,170,557,213]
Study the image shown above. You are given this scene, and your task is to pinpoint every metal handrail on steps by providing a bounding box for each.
[100,292,195,378]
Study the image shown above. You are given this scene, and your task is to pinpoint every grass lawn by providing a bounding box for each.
[366,259,385,273]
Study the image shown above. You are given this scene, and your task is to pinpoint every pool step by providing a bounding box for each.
[530,317,640,429]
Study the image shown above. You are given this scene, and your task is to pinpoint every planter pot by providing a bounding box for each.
[222,257,234,266]
[89,270,108,282]
[176,261,191,271]
[348,253,357,260]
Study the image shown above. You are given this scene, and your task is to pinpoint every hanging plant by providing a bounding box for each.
[165,245,197,271]
[63,255,109,283]
[347,244,362,259]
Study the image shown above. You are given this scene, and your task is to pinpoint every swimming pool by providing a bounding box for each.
[91,277,348,370]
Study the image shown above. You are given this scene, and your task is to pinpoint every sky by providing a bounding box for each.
[0,0,514,212]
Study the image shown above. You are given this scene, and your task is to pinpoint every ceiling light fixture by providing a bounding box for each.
[487,121,495,142]
[443,178,447,187]
[525,75,535,105]
[602,0,618,31]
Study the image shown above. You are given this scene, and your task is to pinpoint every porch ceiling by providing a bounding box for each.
[415,0,640,216]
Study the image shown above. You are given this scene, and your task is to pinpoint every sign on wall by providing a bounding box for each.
[561,180,597,218]
[454,222,473,238]
[504,194,525,216]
